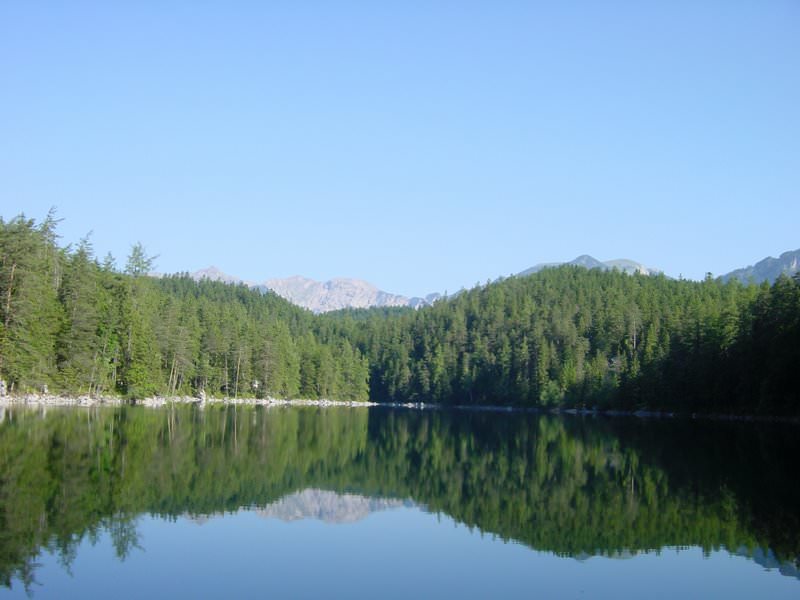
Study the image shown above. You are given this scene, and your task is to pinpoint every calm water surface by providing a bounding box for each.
[0,405,798,598]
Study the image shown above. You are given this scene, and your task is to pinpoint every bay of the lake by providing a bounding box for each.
[0,405,798,598]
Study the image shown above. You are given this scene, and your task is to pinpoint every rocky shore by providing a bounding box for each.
[0,394,795,423]
[0,393,378,409]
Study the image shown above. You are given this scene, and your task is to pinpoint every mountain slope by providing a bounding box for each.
[721,249,800,284]
[519,255,661,277]
[191,267,438,313]
[191,266,254,286]
[259,276,413,313]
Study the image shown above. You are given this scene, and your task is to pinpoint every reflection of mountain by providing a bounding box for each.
[257,489,412,524]
[737,547,800,579]
[0,406,798,587]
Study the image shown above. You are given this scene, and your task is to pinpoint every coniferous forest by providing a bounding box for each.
[1,213,798,415]
[0,213,369,402]
[320,263,799,415]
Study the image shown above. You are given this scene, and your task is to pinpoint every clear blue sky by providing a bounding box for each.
[2,2,798,296]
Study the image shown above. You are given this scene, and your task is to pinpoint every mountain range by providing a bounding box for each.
[191,267,441,313]
[260,276,441,313]
[189,248,798,313]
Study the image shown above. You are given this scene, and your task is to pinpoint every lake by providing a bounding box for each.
[0,405,798,598]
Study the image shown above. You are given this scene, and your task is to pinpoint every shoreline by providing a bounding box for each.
[0,393,378,409]
[0,393,797,424]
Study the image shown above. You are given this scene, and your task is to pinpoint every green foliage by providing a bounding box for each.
[1,211,797,414]
[0,214,63,392]
[0,215,369,401]
[322,266,799,415]
[124,242,157,277]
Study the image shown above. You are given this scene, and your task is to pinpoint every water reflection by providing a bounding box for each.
[0,405,798,590]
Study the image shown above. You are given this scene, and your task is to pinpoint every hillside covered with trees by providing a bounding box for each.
[1,212,798,415]
[0,213,369,401]
[321,267,799,415]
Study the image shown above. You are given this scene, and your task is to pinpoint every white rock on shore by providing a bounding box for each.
[0,394,378,409]
[0,394,125,407]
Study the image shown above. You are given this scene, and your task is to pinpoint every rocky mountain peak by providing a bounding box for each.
[189,268,439,313]
[721,249,800,284]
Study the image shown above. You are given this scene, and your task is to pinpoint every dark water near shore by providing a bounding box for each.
[0,405,798,598]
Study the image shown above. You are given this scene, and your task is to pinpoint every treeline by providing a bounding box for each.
[320,266,799,415]
[2,212,798,414]
[0,213,369,400]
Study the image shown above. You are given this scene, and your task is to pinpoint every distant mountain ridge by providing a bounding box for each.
[720,249,800,284]
[518,255,662,278]
[191,265,254,286]
[191,267,441,313]
[258,276,441,313]
[191,256,662,313]
[189,248,797,313]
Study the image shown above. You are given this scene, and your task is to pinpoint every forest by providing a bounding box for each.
[320,262,799,415]
[1,212,798,415]
[0,213,369,402]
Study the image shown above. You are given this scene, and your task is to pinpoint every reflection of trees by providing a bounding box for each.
[361,411,799,562]
[0,406,371,590]
[0,406,797,590]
